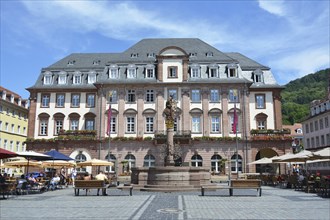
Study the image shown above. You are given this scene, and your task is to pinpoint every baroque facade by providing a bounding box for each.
[26,38,291,175]
[0,86,29,174]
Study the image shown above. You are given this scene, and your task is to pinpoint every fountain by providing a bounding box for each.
[131,96,211,191]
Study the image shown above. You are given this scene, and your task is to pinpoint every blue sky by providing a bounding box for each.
[1,0,329,99]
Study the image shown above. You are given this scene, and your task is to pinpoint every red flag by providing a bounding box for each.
[106,104,112,136]
[232,104,238,134]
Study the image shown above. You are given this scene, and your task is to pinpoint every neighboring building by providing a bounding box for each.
[283,123,304,153]
[26,38,291,175]
[302,75,330,174]
[0,86,29,173]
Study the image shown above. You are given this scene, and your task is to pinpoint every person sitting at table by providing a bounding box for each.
[28,174,40,187]
[16,175,28,195]
[49,174,61,191]
[95,170,108,196]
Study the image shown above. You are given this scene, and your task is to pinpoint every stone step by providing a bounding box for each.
[139,186,198,192]
[143,184,200,189]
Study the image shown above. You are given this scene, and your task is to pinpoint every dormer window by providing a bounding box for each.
[189,53,197,57]
[253,69,264,83]
[10,95,14,103]
[127,64,136,78]
[67,60,75,65]
[43,72,53,85]
[190,64,200,78]
[227,63,238,78]
[208,64,219,78]
[206,52,213,57]
[168,66,177,78]
[73,72,82,84]
[93,60,100,65]
[147,53,155,58]
[58,71,67,85]
[109,64,119,79]
[88,72,97,84]
[145,64,155,78]
[131,53,138,58]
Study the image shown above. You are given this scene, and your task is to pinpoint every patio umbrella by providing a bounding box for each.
[44,150,74,161]
[278,150,314,163]
[0,148,18,159]
[15,151,51,175]
[310,147,330,159]
[248,157,273,165]
[77,158,114,167]
[42,160,76,168]
[3,158,42,168]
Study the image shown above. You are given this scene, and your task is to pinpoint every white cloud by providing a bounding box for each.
[269,46,329,84]
[258,0,286,16]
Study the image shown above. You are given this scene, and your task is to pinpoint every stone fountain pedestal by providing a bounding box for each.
[131,166,211,191]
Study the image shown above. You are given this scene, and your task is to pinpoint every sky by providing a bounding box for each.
[1,0,329,99]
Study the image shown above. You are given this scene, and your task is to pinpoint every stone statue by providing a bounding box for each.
[163,95,176,129]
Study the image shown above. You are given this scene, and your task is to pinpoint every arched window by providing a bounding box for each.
[191,154,203,167]
[143,154,155,167]
[124,154,136,171]
[105,154,116,173]
[211,154,222,173]
[75,152,87,172]
[231,154,242,172]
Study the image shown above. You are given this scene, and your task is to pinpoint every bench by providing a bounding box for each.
[74,180,107,196]
[201,179,262,197]
[116,185,133,196]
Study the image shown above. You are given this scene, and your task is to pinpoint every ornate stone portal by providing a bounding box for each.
[131,96,211,191]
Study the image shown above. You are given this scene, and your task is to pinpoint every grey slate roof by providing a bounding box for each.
[28,38,280,90]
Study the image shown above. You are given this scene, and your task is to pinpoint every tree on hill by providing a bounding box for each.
[281,68,329,125]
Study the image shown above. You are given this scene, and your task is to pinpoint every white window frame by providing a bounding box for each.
[40,120,48,135]
[256,94,265,109]
[191,67,200,78]
[145,116,154,133]
[127,68,136,78]
[86,94,95,108]
[126,116,135,133]
[88,73,96,84]
[210,89,219,102]
[41,94,50,107]
[70,120,79,131]
[191,89,201,102]
[71,94,80,107]
[127,90,136,103]
[44,73,52,85]
[143,154,155,167]
[146,89,154,103]
[109,68,118,79]
[73,73,82,84]
[56,94,65,107]
[209,67,219,78]
[55,119,63,135]
[211,116,220,133]
[109,90,117,103]
[58,73,67,85]
[146,68,154,78]
[192,116,201,133]
[85,119,94,130]
[229,89,239,103]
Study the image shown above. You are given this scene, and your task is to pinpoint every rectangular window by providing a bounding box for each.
[5,122,8,131]
[325,116,329,128]
[55,120,63,135]
[168,66,177,78]
[56,94,65,107]
[11,124,14,133]
[320,118,324,129]
[168,89,177,100]
[85,119,94,130]
[145,117,154,133]
[41,94,50,107]
[126,117,135,133]
[109,90,117,103]
[192,116,201,133]
[88,74,96,84]
[210,89,219,102]
[71,94,80,107]
[255,94,265,109]
[229,89,239,102]
[127,90,136,102]
[314,121,319,131]
[305,124,309,133]
[0,121,2,131]
[58,75,66,84]
[10,141,13,151]
[17,125,21,134]
[310,122,314,132]
[146,69,154,78]
[257,121,266,130]
[316,136,320,147]
[109,69,118,79]
[326,134,330,146]
[321,135,325,146]
[70,120,79,130]
[40,120,48,135]
[229,68,236,77]
[306,138,310,148]
[191,68,200,78]
[209,68,218,78]
[16,141,20,152]
[128,69,136,78]
[4,139,7,150]
[44,75,52,85]
[191,89,201,102]
[146,89,154,102]
[111,117,116,133]
[211,116,220,133]
[73,75,82,84]
[86,94,95,108]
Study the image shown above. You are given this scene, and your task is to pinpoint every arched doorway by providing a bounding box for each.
[255,149,279,174]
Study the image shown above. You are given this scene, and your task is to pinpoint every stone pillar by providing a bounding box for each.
[156,89,164,132]
[137,89,144,137]
[117,88,126,136]
[182,58,189,82]
[273,90,283,130]
[96,89,106,138]
[181,88,190,131]
[222,90,229,136]
[27,92,37,138]
[202,89,209,136]
[166,128,175,166]
[157,59,163,82]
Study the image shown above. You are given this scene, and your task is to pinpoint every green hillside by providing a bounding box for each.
[281,68,329,125]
